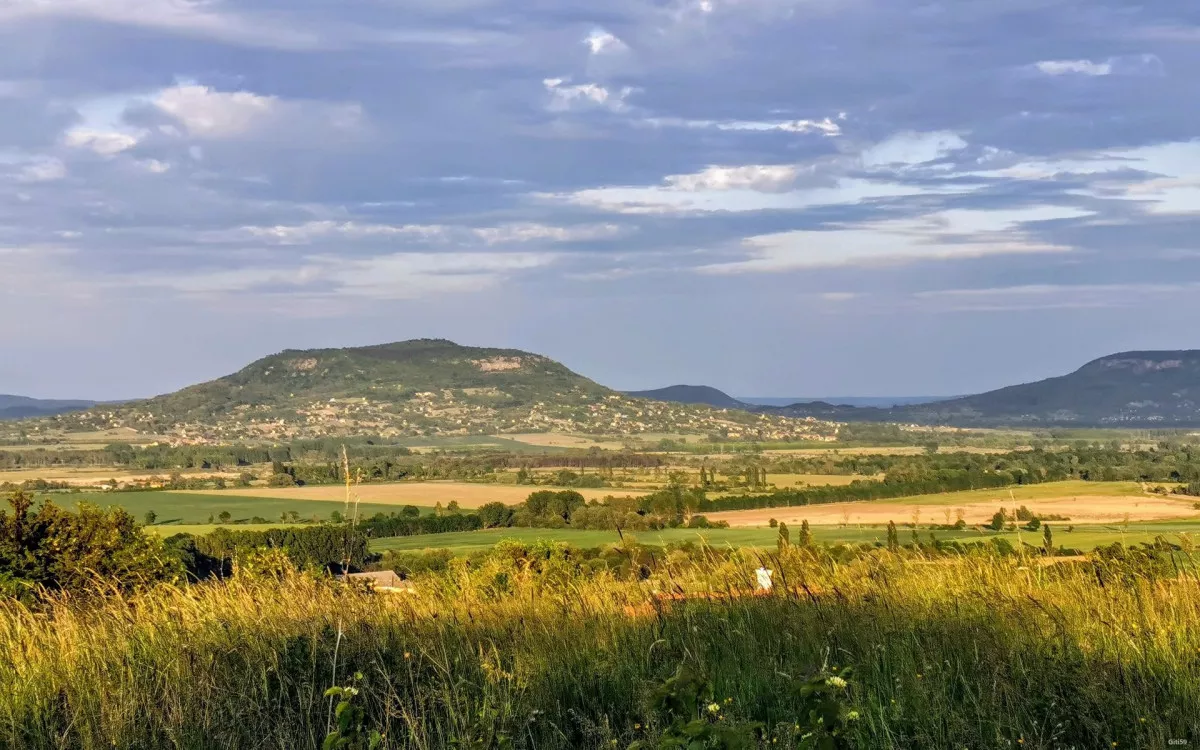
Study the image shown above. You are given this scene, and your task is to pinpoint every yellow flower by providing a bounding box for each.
[707,702,720,714]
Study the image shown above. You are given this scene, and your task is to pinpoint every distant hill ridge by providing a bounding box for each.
[625,385,747,409]
[769,350,1200,426]
[39,339,836,442]
[0,395,96,420]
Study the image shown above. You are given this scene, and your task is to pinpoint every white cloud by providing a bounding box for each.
[1031,55,1162,77]
[861,131,967,169]
[154,85,278,138]
[234,220,621,245]
[544,175,964,215]
[976,140,1200,216]
[914,283,1200,311]
[0,0,321,49]
[543,78,634,112]
[584,29,626,55]
[241,221,448,244]
[664,164,800,192]
[150,84,364,140]
[647,116,842,136]
[17,158,66,183]
[472,222,623,243]
[138,159,171,174]
[129,251,555,299]
[322,252,553,298]
[697,205,1090,273]
[63,128,141,156]
[1034,59,1112,76]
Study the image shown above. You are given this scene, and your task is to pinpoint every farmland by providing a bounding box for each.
[369,519,1200,554]
[41,490,414,526]
[172,481,641,507]
[706,480,1200,527]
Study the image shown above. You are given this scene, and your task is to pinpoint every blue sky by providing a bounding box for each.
[3,0,1200,399]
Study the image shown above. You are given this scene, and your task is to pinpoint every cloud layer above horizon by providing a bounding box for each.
[3,0,1200,398]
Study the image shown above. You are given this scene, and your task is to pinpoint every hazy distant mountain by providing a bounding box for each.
[0,395,96,420]
[38,339,836,441]
[740,396,951,408]
[772,351,1200,426]
[625,385,748,409]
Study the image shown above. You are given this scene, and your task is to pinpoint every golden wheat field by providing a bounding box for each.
[707,492,1200,527]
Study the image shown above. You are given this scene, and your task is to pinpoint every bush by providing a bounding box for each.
[267,473,297,488]
[0,491,183,599]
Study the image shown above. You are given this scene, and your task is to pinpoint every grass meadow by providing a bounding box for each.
[42,490,415,526]
[3,550,1199,748]
[370,519,1200,553]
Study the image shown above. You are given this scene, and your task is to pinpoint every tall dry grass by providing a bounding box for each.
[1,548,1199,748]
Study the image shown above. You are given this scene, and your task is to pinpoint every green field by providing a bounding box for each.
[144,523,299,536]
[37,491,422,526]
[370,519,1200,554]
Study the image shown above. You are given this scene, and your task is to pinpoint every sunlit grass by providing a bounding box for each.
[2,547,1200,748]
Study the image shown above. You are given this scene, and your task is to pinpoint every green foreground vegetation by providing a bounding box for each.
[4,546,1200,748]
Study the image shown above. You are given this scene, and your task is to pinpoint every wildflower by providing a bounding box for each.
[826,675,848,689]
[847,710,860,721]
[404,651,411,659]
[634,723,641,730]
[707,702,720,714]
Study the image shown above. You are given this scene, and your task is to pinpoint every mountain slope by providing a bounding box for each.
[0,395,96,420]
[772,351,1200,426]
[625,385,747,409]
[46,339,837,442]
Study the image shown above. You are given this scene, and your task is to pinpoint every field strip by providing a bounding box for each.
[170,481,643,508]
[706,491,1200,527]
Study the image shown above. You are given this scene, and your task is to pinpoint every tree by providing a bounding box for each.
[777,522,791,550]
[1042,523,1054,553]
[330,510,345,524]
[989,509,1007,532]
[217,511,232,524]
[799,519,813,548]
[769,518,778,528]
[886,520,899,552]
[144,510,157,526]
[478,502,513,529]
[446,500,462,515]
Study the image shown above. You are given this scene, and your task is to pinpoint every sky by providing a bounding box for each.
[3,0,1200,400]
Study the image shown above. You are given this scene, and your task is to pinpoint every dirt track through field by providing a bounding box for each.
[707,494,1200,527]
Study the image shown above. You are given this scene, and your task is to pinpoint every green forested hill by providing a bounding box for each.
[43,339,836,442]
[772,350,1200,426]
